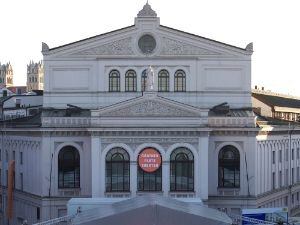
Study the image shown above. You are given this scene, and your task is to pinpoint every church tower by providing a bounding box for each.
[0,62,14,88]
[27,60,44,91]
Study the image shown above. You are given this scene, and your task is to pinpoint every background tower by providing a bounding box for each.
[27,60,44,92]
[0,62,14,88]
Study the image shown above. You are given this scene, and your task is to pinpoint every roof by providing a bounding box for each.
[47,25,248,54]
[160,25,248,52]
[71,195,232,225]
[49,25,135,52]
[0,112,42,128]
[252,92,300,109]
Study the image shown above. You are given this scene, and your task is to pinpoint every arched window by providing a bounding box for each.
[141,69,147,92]
[170,148,194,191]
[138,148,162,191]
[218,145,240,188]
[58,146,80,188]
[158,69,169,92]
[174,70,186,92]
[125,70,137,92]
[109,70,120,92]
[106,148,130,192]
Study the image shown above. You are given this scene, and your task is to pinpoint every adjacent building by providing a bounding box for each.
[1,3,300,225]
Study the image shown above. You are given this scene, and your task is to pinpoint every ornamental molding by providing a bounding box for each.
[160,38,221,56]
[71,37,134,56]
[101,137,199,144]
[99,100,200,117]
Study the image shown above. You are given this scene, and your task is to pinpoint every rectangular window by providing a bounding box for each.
[285,196,288,206]
[6,170,8,187]
[292,168,295,184]
[279,150,282,163]
[272,172,276,190]
[285,149,289,161]
[20,173,23,191]
[0,194,2,211]
[279,171,282,188]
[292,149,294,160]
[298,148,300,159]
[6,151,8,162]
[272,151,275,164]
[298,167,300,183]
[37,207,40,220]
[13,151,15,160]
[0,149,1,161]
[20,152,23,165]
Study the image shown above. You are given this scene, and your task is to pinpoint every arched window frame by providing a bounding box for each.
[141,69,147,92]
[58,146,80,188]
[218,145,240,188]
[158,69,169,92]
[174,70,186,92]
[109,70,120,92]
[105,148,130,192]
[137,148,162,191]
[125,69,137,92]
[170,147,194,192]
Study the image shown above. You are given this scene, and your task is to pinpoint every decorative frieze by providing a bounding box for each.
[101,137,199,144]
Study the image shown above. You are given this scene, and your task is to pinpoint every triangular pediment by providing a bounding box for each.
[92,93,207,118]
[44,24,250,59]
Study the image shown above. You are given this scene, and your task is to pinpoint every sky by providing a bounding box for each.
[0,0,299,96]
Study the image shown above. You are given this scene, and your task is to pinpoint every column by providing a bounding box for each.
[91,135,102,197]
[198,134,209,200]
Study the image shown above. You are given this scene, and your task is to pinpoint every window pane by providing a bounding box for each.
[58,146,80,188]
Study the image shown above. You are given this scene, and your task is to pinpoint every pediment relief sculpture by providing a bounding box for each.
[71,37,134,56]
[160,38,221,56]
[99,100,200,117]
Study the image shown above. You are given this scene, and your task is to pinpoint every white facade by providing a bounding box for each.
[2,3,299,225]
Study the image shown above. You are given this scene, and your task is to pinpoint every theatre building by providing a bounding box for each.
[4,3,296,225]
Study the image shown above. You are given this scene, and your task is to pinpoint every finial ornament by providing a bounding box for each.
[42,42,50,55]
[138,2,157,17]
[246,42,253,52]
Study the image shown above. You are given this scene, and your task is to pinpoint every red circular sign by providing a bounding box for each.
[138,148,161,173]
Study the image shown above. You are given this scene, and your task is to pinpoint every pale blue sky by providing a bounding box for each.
[0,0,299,96]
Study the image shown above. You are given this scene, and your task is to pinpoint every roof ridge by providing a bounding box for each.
[252,89,300,100]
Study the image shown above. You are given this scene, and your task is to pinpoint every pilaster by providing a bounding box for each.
[91,135,102,197]
[198,134,209,200]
